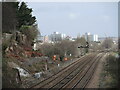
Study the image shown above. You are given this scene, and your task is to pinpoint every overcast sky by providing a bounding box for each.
[27,2,118,37]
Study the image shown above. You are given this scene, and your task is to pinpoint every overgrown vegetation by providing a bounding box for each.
[39,37,87,60]
[19,25,39,44]
[2,1,36,33]
[2,1,39,88]
[102,38,114,49]
[2,1,39,55]
[99,53,118,88]
[17,2,36,28]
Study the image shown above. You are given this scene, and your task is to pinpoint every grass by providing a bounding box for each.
[99,53,118,88]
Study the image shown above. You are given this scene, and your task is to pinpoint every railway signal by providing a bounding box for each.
[78,42,89,48]
[78,42,89,56]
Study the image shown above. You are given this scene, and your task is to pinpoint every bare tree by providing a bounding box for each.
[102,38,114,50]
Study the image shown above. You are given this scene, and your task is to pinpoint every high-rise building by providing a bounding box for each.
[49,32,66,42]
[84,33,93,42]
[93,34,98,42]
[84,33,98,42]
[61,34,66,39]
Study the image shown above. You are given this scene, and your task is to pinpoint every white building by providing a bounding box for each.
[61,34,66,39]
[84,33,98,42]
[49,32,66,42]
[93,34,98,42]
[84,33,93,42]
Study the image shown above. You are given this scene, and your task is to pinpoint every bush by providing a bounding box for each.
[99,54,118,88]
[19,25,39,44]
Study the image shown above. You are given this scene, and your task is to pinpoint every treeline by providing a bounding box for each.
[2,1,40,54]
[39,37,88,60]
[2,1,39,88]
[3,2,36,32]
[2,1,39,43]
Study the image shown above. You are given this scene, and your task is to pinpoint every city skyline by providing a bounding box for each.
[39,31,117,38]
[27,2,118,37]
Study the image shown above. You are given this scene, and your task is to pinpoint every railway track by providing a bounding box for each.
[24,55,89,87]
[47,53,103,89]
[41,54,96,89]
[64,53,103,89]
[29,53,101,89]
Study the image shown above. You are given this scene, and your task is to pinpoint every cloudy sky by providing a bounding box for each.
[27,2,118,37]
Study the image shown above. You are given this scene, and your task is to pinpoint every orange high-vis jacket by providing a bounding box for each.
[53,55,56,60]
[64,57,68,61]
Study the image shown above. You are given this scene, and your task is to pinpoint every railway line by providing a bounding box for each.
[67,54,103,89]
[24,54,90,87]
[30,53,104,89]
